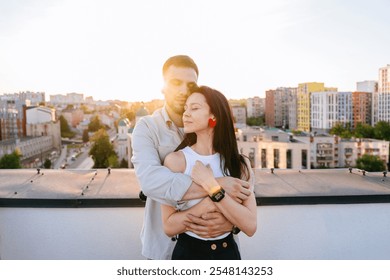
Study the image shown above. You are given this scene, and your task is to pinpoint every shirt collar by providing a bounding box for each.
[161,104,174,128]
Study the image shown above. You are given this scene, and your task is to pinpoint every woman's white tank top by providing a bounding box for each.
[178,146,229,240]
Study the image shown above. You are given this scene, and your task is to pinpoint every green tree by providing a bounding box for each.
[59,115,75,138]
[356,154,386,172]
[329,122,346,136]
[108,154,119,168]
[374,121,390,141]
[330,122,352,138]
[43,158,52,169]
[246,116,265,126]
[89,129,117,168]
[0,151,22,169]
[88,115,104,132]
[354,123,374,139]
[82,129,89,143]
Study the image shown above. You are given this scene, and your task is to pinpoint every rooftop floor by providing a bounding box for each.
[1,168,390,260]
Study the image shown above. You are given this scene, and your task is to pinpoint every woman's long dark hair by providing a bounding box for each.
[175,86,250,180]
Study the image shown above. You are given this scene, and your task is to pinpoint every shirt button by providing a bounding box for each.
[211,244,217,250]
[222,242,228,248]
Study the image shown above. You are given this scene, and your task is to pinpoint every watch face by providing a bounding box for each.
[214,192,224,201]
[211,188,225,202]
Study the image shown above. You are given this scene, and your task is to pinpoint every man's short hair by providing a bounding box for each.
[162,55,199,77]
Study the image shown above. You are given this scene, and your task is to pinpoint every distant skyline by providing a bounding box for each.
[1,0,389,102]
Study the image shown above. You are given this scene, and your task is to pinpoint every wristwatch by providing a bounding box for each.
[209,186,225,202]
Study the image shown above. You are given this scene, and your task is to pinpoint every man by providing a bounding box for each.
[131,55,251,259]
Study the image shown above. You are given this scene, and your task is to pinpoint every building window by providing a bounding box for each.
[249,148,255,168]
[301,149,307,169]
[287,149,292,169]
[261,149,267,168]
[274,149,280,168]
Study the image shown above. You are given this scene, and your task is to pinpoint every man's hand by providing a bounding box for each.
[216,176,251,203]
[184,212,233,239]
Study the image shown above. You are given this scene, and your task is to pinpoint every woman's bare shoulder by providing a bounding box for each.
[164,151,186,173]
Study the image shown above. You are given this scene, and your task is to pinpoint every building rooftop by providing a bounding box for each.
[1,168,390,205]
[1,168,390,260]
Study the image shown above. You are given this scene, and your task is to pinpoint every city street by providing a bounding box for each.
[53,144,94,169]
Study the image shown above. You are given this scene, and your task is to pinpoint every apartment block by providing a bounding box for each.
[246,96,265,118]
[237,128,389,170]
[49,93,85,106]
[297,82,337,132]
[311,91,352,133]
[0,100,26,141]
[352,91,372,128]
[237,128,310,169]
[377,65,390,123]
[231,105,246,126]
[265,87,296,129]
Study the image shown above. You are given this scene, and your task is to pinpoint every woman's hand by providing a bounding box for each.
[191,160,220,194]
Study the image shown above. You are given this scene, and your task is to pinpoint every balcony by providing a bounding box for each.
[1,168,390,260]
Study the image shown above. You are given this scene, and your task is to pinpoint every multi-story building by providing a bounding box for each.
[49,93,84,106]
[297,82,337,132]
[311,91,352,134]
[265,87,296,129]
[237,128,389,170]
[0,136,54,167]
[231,105,246,126]
[352,91,372,128]
[357,81,378,126]
[18,91,45,105]
[0,91,45,105]
[116,118,131,167]
[339,138,389,168]
[60,108,84,128]
[246,96,264,118]
[287,88,298,130]
[25,106,61,152]
[237,127,310,169]
[377,65,390,123]
[0,99,27,141]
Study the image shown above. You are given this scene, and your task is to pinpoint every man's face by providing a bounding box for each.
[162,65,198,115]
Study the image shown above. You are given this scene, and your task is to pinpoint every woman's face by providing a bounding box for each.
[183,92,213,134]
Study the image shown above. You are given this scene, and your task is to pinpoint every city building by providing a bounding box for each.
[311,91,352,134]
[231,105,247,127]
[0,100,25,141]
[377,64,390,123]
[352,91,372,128]
[265,87,296,129]
[60,107,84,128]
[297,82,337,132]
[237,127,310,169]
[357,80,378,126]
[295,134,389,169]
[0,136,54,167]
[246,96,265,118]
[237,128,389,170]
[49,93,84,106]
[116,118,131,167]
[25,106,61,152]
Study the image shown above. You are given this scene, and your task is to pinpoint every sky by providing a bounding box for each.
[0,0,389,102]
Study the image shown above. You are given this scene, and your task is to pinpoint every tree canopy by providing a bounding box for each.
[89,129,117,168]
[0,151,22,169]
[59,115,75,138]
[330,121,390,141]
[356,154,386,172]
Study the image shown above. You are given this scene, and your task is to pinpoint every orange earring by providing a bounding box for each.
[208,118,217,128]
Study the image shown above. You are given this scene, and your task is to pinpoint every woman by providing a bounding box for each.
[161,85,257,260]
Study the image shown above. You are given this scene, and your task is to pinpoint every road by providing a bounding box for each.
[53,144,94,169]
